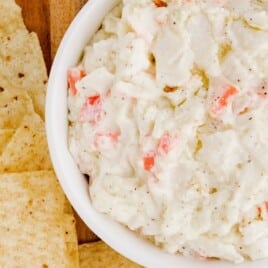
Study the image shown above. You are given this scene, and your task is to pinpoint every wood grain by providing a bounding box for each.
[49,0,88,58]
[74,211,99,244]
[15,0,51,71]
[17,0,99,244]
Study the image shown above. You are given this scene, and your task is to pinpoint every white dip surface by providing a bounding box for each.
[68,0,268,263]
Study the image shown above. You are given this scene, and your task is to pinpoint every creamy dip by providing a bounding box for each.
[68,0,268,263]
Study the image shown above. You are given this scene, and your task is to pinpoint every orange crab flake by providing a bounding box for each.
[153,0,168,8]
[143,151,156,171]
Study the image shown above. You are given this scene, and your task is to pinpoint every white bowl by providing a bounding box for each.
[46,1,267,267]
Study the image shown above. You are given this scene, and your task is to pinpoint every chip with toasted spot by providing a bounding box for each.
[0,113,52,172]
[0,1,79,267]
[0,86,35,129]
[79,241,142,268]
[0,171,79,267]
[0,129,14,155]
[0,28,47,92]
[18,112,44,130]
[0,32,47,91]
[0,0,47,119]
[64,214,81,266]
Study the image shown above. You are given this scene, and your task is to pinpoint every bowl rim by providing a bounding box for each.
[46,1,267,267]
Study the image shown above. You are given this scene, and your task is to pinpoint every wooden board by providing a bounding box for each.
[15,0,99,244]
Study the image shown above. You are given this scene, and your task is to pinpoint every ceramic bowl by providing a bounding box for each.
[46,1,266,267]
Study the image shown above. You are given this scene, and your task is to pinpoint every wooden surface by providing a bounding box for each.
[15,0,99,244]
[16,0,51,70]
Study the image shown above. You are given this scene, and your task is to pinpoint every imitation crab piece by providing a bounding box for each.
[256,202,268,220]
[143,132,179,171]
[79,94,102,124]
[211,86,238,114]
[94,131,120,150]
[143,152,156,171]
[158,132,180,154]
[67,67,86,96]
[153,0,168,7]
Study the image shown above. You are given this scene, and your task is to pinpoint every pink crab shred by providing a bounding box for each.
[67,68,86,96]
[79,94,102,124]
[94,131,120,149]
[211,86,238,114]
[158,133,179,154]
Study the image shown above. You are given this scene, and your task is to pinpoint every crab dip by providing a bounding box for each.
[68,0,268,263]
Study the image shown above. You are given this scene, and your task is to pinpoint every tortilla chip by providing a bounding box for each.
[27,88,46,119]
[18,112,44,130]
[0,0,47,119]
[64,197,75,215]
[64,214,81,267]
[0,113,52,172]
[0,30,47,90]
[0,171,79,267]
[79,241,142,268]
[0,0,25,34]
[0,29,47,91]
[0,86,35,128]
[0,129,15,155]
[0,1,79,267]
